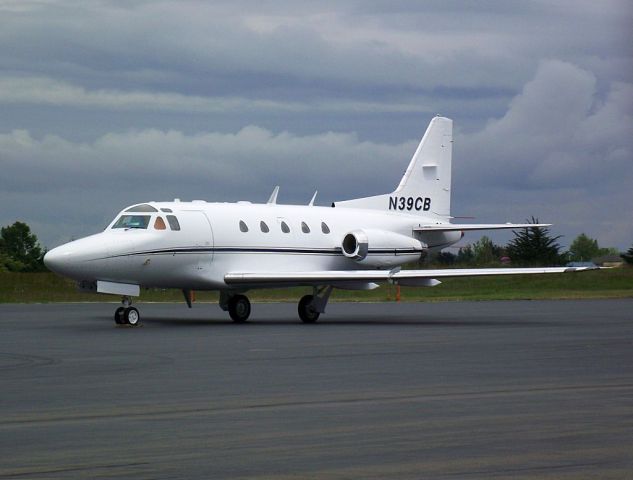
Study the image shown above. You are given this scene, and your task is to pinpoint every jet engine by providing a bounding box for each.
[341,230,369,260]
[341,229,424,267]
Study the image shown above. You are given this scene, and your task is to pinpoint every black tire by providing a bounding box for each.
[124,307,140,326]
[298,295,320,323]
[228,295,251,323]
[114,307,126,325]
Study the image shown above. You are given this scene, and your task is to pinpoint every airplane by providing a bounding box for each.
[44,116,593,326]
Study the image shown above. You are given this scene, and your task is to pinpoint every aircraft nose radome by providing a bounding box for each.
[44,234,114,279]
[44,246,68,274]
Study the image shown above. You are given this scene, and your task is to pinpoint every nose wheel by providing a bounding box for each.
[114,307,125,324]
[114,297,141,326]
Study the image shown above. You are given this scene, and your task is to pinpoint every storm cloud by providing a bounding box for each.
[0,0,631,249]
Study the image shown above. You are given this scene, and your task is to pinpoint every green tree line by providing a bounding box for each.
[437,219,630,267]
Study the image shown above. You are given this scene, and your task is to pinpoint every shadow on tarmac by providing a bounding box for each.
[134,316,564,328]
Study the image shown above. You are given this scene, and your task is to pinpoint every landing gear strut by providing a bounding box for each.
[114,296,140,326]
[298,286,333,323]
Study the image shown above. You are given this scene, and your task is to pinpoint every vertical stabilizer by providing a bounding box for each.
[334,116,453,218]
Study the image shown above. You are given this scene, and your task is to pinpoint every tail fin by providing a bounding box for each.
[335,116,452,218]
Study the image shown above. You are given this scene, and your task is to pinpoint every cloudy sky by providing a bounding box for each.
[1,0,632,251]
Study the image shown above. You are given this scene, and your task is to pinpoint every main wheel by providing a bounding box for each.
[114,307,126,325]
[228,295,251,323]
[298,295,320,323]
[124,307,140,326]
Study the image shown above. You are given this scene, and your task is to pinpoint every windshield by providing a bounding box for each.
[112,215,151,229]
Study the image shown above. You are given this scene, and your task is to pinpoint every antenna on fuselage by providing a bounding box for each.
[308,190,318,206]
[267,186,280,205]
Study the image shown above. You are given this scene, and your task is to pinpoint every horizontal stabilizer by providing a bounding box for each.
[225,266,595,287]
[414,223,551,232]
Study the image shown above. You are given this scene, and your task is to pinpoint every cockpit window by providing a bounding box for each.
[125,204,158,212]
[112,215,151,229]
[160,208,173,213]
[166,215,181,231]
[154,217,167,230]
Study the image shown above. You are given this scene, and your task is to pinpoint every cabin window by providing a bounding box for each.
[281,221,290,233]
[154,217,167,230]
[321,222,330,234]
[112,215,151,229]
[239,220,249,232]
[260,221,269,233]
[160,208,173,213]
[125,204,158,212]
[166,215,181,231]
[301,222,310,233]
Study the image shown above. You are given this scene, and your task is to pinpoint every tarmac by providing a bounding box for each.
[1,299,632,479]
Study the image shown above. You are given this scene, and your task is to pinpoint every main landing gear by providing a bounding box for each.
[220,286,333,324]
[298,295,319,323]
[114,296,140,326]
[220,292,251,323]
[228,294,251,323]
[298,286,333,323]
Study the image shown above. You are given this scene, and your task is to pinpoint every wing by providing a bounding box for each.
[413,223,551,232]
[224,266,595,288]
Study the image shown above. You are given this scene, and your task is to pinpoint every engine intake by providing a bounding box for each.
[342,230,369,260]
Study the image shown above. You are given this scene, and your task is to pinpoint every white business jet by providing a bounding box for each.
[44,116,589,326]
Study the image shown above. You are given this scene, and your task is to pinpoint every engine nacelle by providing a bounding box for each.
[342,230,369,260]
[341,229,424,268]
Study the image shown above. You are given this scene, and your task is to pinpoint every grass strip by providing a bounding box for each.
[1,268,631,304]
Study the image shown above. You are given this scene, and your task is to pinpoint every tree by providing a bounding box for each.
[568,233,619,261]
[471,236,504,266]
[622,245,633,265]
[600,247,621,257]
[0,222,46,272]
[568,233,600,261]
[0,252,25,272]
[506,217,566,266]
[435,251,456,266]
[456,244,474,265]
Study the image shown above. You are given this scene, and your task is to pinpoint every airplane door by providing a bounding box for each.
[177,210,214,264]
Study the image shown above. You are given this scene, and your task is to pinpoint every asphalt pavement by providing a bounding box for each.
[1,299,632,479]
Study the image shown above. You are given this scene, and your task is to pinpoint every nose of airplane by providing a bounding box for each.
[44,244,74,276]
[44,234,113,280]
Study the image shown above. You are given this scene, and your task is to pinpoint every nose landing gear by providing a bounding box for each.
[114,296,141,326]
